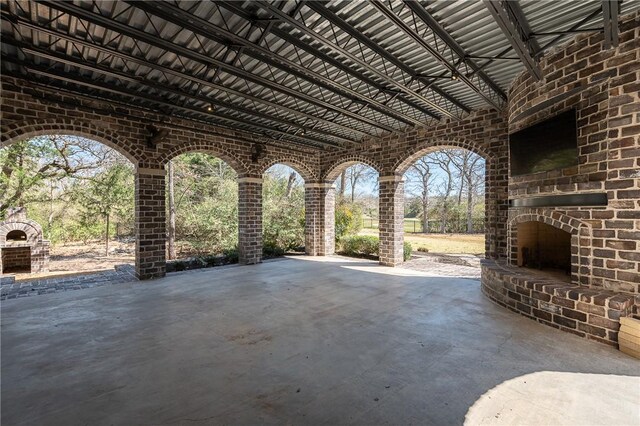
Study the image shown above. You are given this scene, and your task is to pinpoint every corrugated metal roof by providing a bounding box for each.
[1,0,638,150]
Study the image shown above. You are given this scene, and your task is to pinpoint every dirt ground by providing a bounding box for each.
[49,240,135,271]
[8,240,136,280]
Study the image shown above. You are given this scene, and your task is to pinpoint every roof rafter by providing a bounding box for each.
[216,0,444,123]
[127,1,420,130]
[9,39,356,147]
[603,0,620,49]
[2,55,341,150]
[483,0,543,81]
[4,14,367,142]
[305,1,471,116]
[36,0,389,136]
[251,0,461,119]
[401,0,507,108]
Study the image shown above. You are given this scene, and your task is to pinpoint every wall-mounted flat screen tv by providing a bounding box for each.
[509,109,578,176]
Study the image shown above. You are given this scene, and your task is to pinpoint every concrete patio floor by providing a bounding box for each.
[1,256,638,426]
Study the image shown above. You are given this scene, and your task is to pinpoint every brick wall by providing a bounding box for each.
[0,73,512,273]
[507,12,640,294]
[1,247,31,273]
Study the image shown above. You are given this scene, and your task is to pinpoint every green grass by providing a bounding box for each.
[362,218,424,233]
[358,228,485,255]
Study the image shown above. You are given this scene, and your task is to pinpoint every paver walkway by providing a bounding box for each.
[0,265,137,300]
[401,252,481,279]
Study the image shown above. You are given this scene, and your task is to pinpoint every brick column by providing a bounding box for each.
[238,177,262,265]
[304,182,335,256]
[135,168,166,280]
[378,175,405,266]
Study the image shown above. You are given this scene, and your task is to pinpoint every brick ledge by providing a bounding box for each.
[481,259,636,347]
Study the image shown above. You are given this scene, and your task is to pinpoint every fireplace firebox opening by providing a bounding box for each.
[517,221,571,280]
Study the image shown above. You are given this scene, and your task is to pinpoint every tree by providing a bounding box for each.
[404,148,485,234]
[73,163,134,256]
[0,136,116,216]
[170,153,238,255]
[345,164,377,202]
[447,150,485,233]
[262,166,304,252]
[406,157,433,233]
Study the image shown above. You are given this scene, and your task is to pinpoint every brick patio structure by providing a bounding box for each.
[0,9,638,346]
[0,207,49,274]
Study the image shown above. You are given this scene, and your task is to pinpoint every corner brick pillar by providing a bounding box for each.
[135,167,166,280]
[304,182,336,256]
[238,176,263,265]
[378,175,405,266]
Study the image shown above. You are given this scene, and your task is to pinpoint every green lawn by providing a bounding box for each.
[362,218,424,233]
[358,228,485,255]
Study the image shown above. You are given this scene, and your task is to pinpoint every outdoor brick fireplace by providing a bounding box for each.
[481,18,640,347]
[0,207,49,274]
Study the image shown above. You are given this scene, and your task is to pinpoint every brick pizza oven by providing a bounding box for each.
[0,207,49,274]
[481,17,639,347]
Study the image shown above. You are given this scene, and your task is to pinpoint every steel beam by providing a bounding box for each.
[483,0,543,81]
[36,0,391,135]
[370,0,503,109]
[216,0,444,121]
[304,1,470,115]
[3,56,341,150]
[253,1,462,119]
[401,1,507,106]
[13,15,368,140]
[603,0,619,49]
[9,43,348,147]
[126,1,417,130]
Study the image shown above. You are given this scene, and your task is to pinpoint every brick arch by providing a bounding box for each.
[0,119,140,166]
[0,220,44,244]
[508,212,587,236]
[159,142,248,176]
[323,155,382,181]
[393,138,493,176]
[259,157,317,182]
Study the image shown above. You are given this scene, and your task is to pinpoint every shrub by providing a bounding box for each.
[335,202,362,241]
[222,247,239,264]
[339,235,379,257]
[417,246,429,253]
[403,242,413,261]
[263,241,285,257]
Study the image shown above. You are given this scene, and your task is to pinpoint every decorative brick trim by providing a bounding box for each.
[304,182,336,189]
[237,177,263,184]
[378,175,405,183]
[136,167,166,176]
